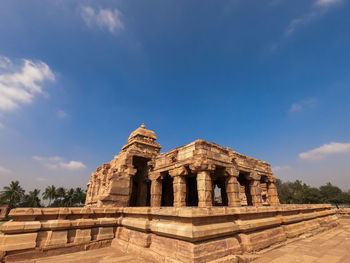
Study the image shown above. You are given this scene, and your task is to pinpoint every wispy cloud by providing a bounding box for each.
[0,56,55,112]
[0,122,4,129]
[299,142,350,161]
[272,165,291,173]
[33,156,87,171]
[80,6,124,33]
[56,109,68,119]
[0,165,13,175]
[288,98,317,113]
[285,0,342,36]
[315,0,342,7]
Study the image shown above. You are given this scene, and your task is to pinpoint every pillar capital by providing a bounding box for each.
[189,161,216,173]
[168,166,188,177]
[225,167,239,177]
[249,171,261,181]
[149,172,161,181]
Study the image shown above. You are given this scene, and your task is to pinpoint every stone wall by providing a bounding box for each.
[0,205,338,262]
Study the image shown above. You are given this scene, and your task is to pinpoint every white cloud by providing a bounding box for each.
[57,109,68,119]
[272,165,291,173]
[33,156,87,171]
[315,0,342,7]
[288,98,317,113]
[0,122,4,129]
[60,161,87,170]
[0,56,55,112]
[0,165,13,174]
[81,6,124,33]
[299,142,350,161]
[285,0,342,36]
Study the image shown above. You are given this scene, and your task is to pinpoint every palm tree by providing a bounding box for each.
[56,187,66,199]
[50,187,66,207]
[63,188,75,207]
[74,187,86,206]
[22,189,41,207]
[0,181,25,209]
[42,185,57,206]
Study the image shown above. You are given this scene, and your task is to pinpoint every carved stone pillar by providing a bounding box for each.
[225,168,241,207]
[150,179,162,207]
[169,167,187,207]
[249,180,263,206]
[173,176,186,207]
[197,170,213,207]
[248,172,262,206]
[267,181,280,206]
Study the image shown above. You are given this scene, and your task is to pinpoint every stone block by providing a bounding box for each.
[0,220,41,234]
[238,226,286,252]
[74,228,92,244]
[129,229,151,248]
[44,230,68,247]
[91,227,114,241]
[0,232,37,252]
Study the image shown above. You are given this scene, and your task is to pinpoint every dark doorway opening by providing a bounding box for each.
[238,172,253,206]
[129,156,151,207]
[260,176,268,205]
[212,166,228,206]
[161,173,174,206]
[186,175,198,206]
[213,177,228,206]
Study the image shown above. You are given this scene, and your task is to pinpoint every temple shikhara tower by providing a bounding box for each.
[85,124,280,208]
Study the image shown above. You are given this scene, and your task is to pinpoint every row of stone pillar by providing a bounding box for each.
[149,168,280,207]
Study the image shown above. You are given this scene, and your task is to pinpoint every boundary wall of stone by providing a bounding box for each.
[337,208,350,218]
[0,205,338,263]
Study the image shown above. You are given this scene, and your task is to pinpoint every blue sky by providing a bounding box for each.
[0,0,350,191]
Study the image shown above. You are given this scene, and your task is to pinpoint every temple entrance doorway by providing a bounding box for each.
[186,175,198,206]
[161,173,174,206]
[129,156,151,207]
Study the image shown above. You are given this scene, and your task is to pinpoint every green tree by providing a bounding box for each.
[63,188,75,207]
[22,189,41,207]
[42,185,57,206]
[319,182,344,205]
[302,186,322,204]
[0,181,25,209]
[74,187,86,206]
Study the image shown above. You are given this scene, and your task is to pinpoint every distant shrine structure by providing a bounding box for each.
[85,124,280,208]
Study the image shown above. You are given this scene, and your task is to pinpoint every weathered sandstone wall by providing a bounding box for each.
[0,205,338,263]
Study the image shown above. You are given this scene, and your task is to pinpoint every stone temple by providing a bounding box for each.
[85,124,280,209]
[0,125,339,263]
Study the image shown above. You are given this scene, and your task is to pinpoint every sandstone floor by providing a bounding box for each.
[17,218,350,263]
[252,218,350,263]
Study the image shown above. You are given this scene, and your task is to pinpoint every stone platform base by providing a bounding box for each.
[0,205,339,263]
[111,213,338,263]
